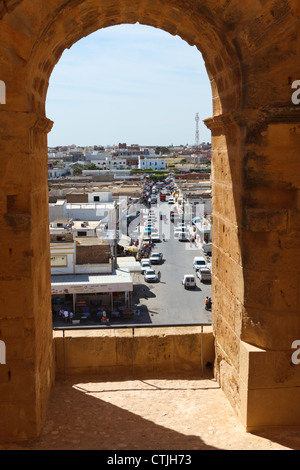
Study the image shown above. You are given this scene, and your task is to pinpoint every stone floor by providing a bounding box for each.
[2,374,300,450]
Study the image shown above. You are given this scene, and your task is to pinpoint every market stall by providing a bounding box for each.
[51,270,133,323]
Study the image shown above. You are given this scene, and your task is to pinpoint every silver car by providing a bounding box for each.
[144,268,158,283]
[196,267,211,283]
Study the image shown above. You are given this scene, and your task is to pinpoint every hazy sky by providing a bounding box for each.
[46,24,212,148]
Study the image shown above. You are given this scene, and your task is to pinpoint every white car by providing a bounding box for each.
[150,252,163,264]
[168,197,175,204]
[182,275,196,289]
[140,259,151,273]
[175,223,187,230]
[144,268,158,283]
[193,256,207,271]
[150,232,161,242]
[196,267,211,283]
[174,230,189,240]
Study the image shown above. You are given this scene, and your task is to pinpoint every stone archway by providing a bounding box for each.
[0,0,299,441]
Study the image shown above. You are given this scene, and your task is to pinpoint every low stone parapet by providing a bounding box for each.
[53,326,215,379]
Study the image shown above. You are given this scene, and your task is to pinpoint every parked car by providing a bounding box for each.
[193,256,207,271]
[182,274,196,289]
[140,259,151,273]
[203,243,212,256]
[150,232,161,242]
[196,267,211,283]
[175,223,188,230]
[144,268,158,283]
[150,252,163,264]
[174,230,189,240]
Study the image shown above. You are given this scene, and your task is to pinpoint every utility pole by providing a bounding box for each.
[195,113,200,167]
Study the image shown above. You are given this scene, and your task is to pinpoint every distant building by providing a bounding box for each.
[48,167,69,178]
[138,156,166,171]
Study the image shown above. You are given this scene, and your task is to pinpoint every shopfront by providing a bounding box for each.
[51,271,133,322]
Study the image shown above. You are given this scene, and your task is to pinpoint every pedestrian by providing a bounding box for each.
[162,233,165,241]
[101,310,107,324]
[158,271,161,282]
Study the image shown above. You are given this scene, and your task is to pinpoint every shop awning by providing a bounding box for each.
[118,235,131,248]
[51,270,133,295]
[117,256,141,273]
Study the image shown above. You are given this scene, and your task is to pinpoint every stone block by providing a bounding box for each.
[239,341,300,430]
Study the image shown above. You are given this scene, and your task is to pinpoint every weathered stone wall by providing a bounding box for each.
[54,327,215,378]
[75,242,112,265]
[0,0,299,440]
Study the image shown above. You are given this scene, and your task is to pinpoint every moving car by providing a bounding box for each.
[144,268,158,283]
[193,256,207,271]
[150,252,163,264]
[196,267,211,283]
[182,274,196,289]
[168,197,175,204]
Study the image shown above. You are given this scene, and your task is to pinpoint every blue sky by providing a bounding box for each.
[46,24,212,148]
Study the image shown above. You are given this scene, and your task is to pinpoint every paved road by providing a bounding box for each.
[133,216,212,326]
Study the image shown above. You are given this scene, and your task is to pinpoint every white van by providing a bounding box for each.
[182,274,196,289]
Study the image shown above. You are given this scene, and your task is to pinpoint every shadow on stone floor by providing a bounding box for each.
[1,374,300,450]
[13,376,218,451]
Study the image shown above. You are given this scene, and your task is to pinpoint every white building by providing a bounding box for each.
[106,157,127,170]
[138,156,166,171]
[50,218,106,241]
[50,240,112,276]
[49,198,116,228]
[194,218,212,244]
[87,191,113,203]
[50,240,134,315]
[48,167,69,178]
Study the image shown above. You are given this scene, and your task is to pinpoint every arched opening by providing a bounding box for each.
[46,23,214,328]
[1,0,299,442]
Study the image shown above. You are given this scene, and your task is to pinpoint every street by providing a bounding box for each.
[132,215,212,326]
